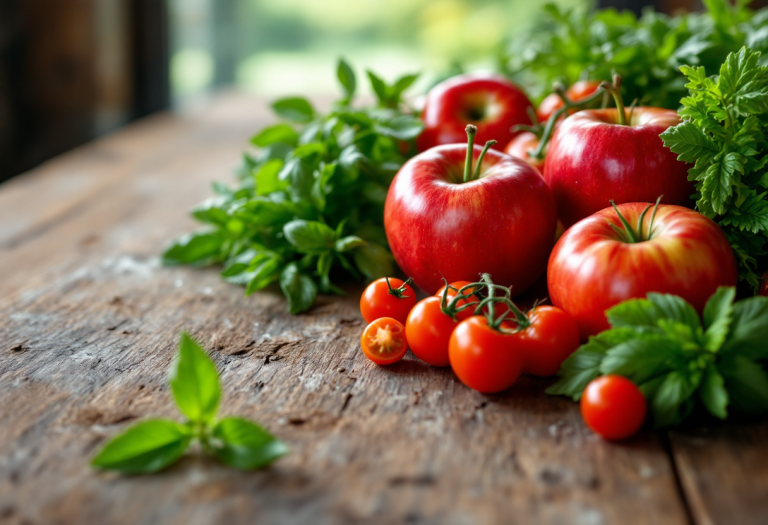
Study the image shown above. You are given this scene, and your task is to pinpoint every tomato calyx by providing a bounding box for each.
[609,196,663,244]
[385,276,414,299]
[462,125,498,183]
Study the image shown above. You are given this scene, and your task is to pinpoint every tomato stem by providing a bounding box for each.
[599,74,627,126]
[473,140,497,180]
[463,125,478,183]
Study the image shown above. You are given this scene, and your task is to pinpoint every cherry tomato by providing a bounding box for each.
[580,375,647,440]
[360,277,416,325]
[360,317,408,366]
[406,296,459,367]
[536,80,603,123]
[759,273,767,296]
[435,281,482,320]
[448,316,525,393]
[517,306,580,377]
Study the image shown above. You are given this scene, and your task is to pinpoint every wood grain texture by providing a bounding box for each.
[0,92,755,525]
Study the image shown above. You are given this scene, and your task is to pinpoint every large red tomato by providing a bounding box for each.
[544,108,693,228]
[548,203,738,339]
[417,73,533,152]
[385,131,557,295]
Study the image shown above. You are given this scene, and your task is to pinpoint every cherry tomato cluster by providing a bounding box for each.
[359,274,580,394]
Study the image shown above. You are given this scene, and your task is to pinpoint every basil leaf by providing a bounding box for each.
[91,420,191,474]
[606,297,666,330]
[251,124,299,147]
[211,417,288,470]
[702,286,736,351]
[648,370,700,428]
[244,253,281,295]
[283,220,337,254]
[352,243,394,280]
[337,58,356,101]
[335,235,366,252]
[367,71,388,105]
[191,198,230,228]
[231,197,297,227]
[170,333,221,425]
[719,355,768,414]
[646,293,702,330]
[279,263,318,314]
[546,328,636,400]
[599,335,683,384]
[271,97,314,123]
[699,366,729,419]
[255,159,287,196]
[374,116,424,140]
[722,295,768,360]
[162,231,225,267]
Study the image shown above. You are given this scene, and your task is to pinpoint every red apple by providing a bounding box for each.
[544,107,694,228]
[386,126,556,295]
[417,73,533,152]
[548,202,738,339]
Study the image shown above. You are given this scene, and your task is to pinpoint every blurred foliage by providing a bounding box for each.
[499,0,768,106]
[170,0,585,99]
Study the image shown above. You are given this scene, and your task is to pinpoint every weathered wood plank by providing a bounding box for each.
[671,423,768,525]
[0,93,691,525]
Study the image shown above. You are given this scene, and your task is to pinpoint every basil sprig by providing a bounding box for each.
[163,59,423,314]
[547,288,768,428]
[91,333,287,474]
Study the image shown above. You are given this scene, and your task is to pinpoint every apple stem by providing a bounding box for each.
[463,125,478,183]
[599,74,627,125]
[473,140,497,180]
[528,83,608,161]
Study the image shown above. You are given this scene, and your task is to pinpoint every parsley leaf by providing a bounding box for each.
[662,47,768,288]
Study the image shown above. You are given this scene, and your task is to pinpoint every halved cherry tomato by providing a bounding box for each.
[435,281,482,321]
[360,277,416,325]
[406,296,459,367]
[360,317,408,366]
[580,375,647,440]
[448,316,525,393]
[517,306,580,377]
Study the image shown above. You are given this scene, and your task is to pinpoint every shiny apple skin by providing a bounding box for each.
[505,131,545,173]
[548,203,738,339]
[385,145,557,295]
[417,74,533,152]
[544,108,694,228]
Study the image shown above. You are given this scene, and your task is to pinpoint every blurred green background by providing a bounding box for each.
[169,0,587,102]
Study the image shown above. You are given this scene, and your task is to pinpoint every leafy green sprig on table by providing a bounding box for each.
[500,0,768,107]
[91,333,287,474]
[661,47,768,289]
[547,288,768,428]
[163,60,423,313]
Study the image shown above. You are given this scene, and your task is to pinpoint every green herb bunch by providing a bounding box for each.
[92,333,287,474]
[661,47,768,288]
[500,0,768,107]
[163,60,423,313]
[547,288,768,428]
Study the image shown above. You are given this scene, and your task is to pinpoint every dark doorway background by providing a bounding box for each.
[0,0,168,183]
[0,0,765,184]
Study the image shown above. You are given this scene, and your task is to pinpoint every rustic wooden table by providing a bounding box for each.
[1,93,766,525]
